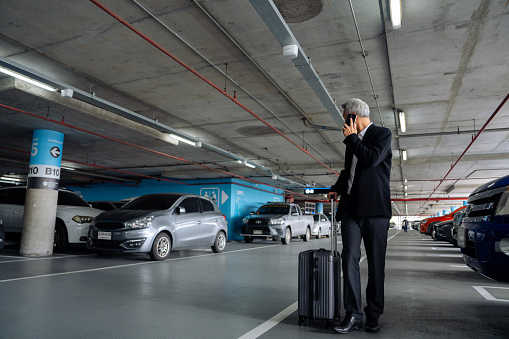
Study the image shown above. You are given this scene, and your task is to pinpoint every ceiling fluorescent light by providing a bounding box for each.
[169,134,198,147]
[0,66,57,92]
[0,176,20,182]
[402,150,407,161]
[399,111,406,132]
[244,161,255,168]
[390,0,402,29]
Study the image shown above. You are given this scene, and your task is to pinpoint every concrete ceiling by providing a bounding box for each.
[0,0,508,217]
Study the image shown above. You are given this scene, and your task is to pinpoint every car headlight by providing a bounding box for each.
[242,218,249,224]
[495,186,509,216]
[124,216,154,229]
[270,218,285,225]
[72,215,95,224]
[496,238,509,256]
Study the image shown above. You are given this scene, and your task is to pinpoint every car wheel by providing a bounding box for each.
[212,231,226,253]
[149,233,172,261]
[303,227,311,242]
[53,221,68,252]
[281,227,291,245]
[244,236,254,243]
[316,228,322,239]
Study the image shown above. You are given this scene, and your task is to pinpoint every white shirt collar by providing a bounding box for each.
[358,123,373,140]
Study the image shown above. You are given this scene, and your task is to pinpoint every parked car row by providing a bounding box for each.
[0,187,335,262]
[421,175,509,284]
[0,188,228,261]
[420,205,467,236]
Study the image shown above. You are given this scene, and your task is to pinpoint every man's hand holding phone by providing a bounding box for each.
[342,113,357,138]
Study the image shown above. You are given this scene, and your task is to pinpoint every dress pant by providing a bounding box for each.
[340,205,389,320]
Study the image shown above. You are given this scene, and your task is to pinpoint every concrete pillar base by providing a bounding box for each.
[19,189,58,257]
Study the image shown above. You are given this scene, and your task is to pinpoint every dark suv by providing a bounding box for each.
[458,175,509,283]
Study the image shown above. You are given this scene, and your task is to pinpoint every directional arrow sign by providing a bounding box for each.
[50,146,61,158]
[221,190,229,204]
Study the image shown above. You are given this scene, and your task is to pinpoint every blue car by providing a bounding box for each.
[458,175,509,283]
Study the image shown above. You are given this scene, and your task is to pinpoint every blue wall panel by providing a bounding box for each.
[67,178,284,241]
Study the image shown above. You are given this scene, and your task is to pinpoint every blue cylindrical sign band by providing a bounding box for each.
[27,130,64,190]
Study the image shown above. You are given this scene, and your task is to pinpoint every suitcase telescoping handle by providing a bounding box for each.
[331,198,338,256]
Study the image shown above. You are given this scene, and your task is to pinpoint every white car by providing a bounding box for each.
[311,213,331,239]
[0,187,103,251]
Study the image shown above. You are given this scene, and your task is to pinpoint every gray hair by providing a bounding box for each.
[342,98,370,117]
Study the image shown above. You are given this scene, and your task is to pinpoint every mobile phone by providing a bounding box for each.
[346,114,357,127]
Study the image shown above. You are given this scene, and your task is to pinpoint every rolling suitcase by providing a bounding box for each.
[298,199,341,326]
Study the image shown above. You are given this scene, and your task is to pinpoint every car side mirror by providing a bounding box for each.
[176,206,186,214]
[292,212,298,216]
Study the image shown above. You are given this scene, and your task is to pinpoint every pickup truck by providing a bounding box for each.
[240,202,314,244]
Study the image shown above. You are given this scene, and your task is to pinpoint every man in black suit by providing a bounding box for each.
[327,98,392,334]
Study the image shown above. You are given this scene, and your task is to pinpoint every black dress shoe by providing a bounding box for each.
[365,317,380,332]
[334,315,362,334]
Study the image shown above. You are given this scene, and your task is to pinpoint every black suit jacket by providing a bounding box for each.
[331,124,392,219]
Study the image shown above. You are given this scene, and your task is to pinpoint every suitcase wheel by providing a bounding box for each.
[298,317,306,326]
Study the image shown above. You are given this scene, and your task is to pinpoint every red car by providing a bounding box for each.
[420,206,466,235]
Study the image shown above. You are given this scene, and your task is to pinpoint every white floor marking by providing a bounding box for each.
[0,244,280,284]
[237,231,401,339]
[431,247,458,251]
[237,302,298,339]
[0,254,96,264]
[473,286,509,303]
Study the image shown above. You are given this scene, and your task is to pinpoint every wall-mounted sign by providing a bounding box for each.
[27,130,64,190]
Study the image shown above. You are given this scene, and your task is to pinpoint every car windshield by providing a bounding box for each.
[122,194,181,210]
[256,205,289,215]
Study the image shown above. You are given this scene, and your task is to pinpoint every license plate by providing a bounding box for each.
[253,230,262,235]
[98,231,111,240]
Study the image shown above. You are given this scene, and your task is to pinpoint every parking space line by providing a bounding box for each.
[0,244,280,284]
[473,286,509,303]
[238,302,298,339]
[431,247,459,251]
[0,254,96,264]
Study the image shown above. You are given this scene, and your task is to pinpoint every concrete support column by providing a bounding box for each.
[20,130,64,257]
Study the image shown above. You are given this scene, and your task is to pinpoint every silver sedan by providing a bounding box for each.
[87,193,228,260]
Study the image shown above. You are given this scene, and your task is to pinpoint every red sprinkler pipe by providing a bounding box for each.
[0,103,309,198]
[393,197,468,202]
[88,0,338,176]
[425,92,509,203]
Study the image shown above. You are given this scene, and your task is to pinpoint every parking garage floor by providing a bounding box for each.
[1,230,509,338]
